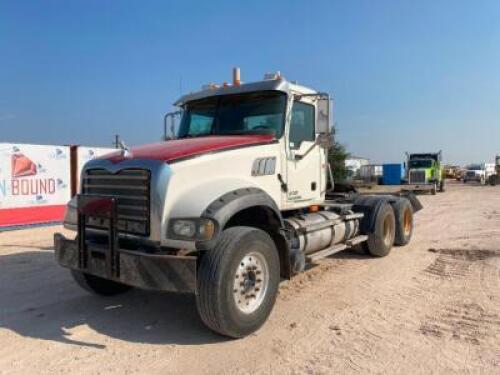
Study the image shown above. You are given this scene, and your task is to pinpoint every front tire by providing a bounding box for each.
[196,226,280,338]
[71,270,131,296]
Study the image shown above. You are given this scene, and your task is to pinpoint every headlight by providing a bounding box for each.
[169,218,216,241]
[172,220,197,238]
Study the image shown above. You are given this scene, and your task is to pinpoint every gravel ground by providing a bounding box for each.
[0,182,499,374]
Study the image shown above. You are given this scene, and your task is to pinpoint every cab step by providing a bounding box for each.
[306,235,369,262]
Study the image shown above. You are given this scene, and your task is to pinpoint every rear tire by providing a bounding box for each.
[365,203,396,257]
[392,199,413,246]
[196,226,280,338]
[490,175,497,186]
[71,270,131,296]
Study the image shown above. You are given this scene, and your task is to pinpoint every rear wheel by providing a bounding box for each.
[490,175,498,186]
[196,226,280,338]
[392,199,413,246]
[365,203,396,257]
[71,270,131,296]
[439,180,445,192]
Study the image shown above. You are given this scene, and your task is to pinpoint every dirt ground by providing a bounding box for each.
[1,182,499,374]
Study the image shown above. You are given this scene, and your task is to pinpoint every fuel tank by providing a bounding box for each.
[285,210,359,254]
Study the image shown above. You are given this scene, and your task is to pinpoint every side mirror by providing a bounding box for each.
[163,110,182,140]
[317,133,332,149]
[316,96,330,134]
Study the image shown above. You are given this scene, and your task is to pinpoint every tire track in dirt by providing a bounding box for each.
[1,184,500,374]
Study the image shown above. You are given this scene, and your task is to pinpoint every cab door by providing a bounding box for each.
[285,100,322,206]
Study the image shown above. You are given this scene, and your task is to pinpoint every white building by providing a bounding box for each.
[345,156,370,179]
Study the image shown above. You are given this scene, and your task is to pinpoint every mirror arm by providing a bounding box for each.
[293,136,323,161]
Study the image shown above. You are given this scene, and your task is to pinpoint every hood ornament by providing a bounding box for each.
[117,138,132,158]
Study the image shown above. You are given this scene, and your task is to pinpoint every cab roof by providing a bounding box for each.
[174,77,317,107]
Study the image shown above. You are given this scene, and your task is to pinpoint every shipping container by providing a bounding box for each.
[382,163,405,185]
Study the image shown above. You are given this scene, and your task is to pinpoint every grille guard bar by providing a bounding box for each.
[54,194,196,293]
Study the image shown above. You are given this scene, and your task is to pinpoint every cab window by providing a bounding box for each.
[289,101,315,149]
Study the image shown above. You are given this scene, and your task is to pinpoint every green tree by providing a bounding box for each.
[328,139,350,183]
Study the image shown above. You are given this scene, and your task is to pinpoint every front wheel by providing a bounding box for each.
[196,226,280,338]
[431,182,437,195]
[439,180,445,192]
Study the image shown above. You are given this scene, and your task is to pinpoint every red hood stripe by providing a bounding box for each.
[102,135,275,163]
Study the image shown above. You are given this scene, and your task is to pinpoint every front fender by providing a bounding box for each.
[197,187,283,251]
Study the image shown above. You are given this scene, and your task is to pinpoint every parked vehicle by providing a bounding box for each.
[444,165,460,179]
[463,163,494,184]
[488,156,500,186]
[404,152,444,194]
[54,68,422,338]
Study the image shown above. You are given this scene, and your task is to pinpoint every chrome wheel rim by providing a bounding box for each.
[383,216,393,247]
[233,251,269,314]
[403,208,412,236]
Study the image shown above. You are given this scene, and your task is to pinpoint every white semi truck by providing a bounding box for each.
[54,69,422,338]
[463,163,495,184]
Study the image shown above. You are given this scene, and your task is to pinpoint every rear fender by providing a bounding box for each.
[353,193,422,234]
[352,196,390,235]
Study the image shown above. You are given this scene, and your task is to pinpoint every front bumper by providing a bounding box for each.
[54,233,197,293]
[464,175,482,182]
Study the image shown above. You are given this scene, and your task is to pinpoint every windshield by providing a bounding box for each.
[409,159,433,169]
[178,91,287,138]
[467,164,483,171]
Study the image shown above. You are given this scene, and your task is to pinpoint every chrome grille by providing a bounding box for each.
[409,170,426,184]
[82,169,151,236]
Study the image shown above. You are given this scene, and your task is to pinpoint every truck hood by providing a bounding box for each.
[101,135,275,164]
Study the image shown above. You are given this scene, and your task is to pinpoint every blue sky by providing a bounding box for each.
[1,0,499,164]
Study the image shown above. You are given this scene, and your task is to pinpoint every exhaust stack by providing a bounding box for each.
[232,67,241,86]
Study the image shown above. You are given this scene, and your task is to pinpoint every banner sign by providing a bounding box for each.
[0,143,71,226]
